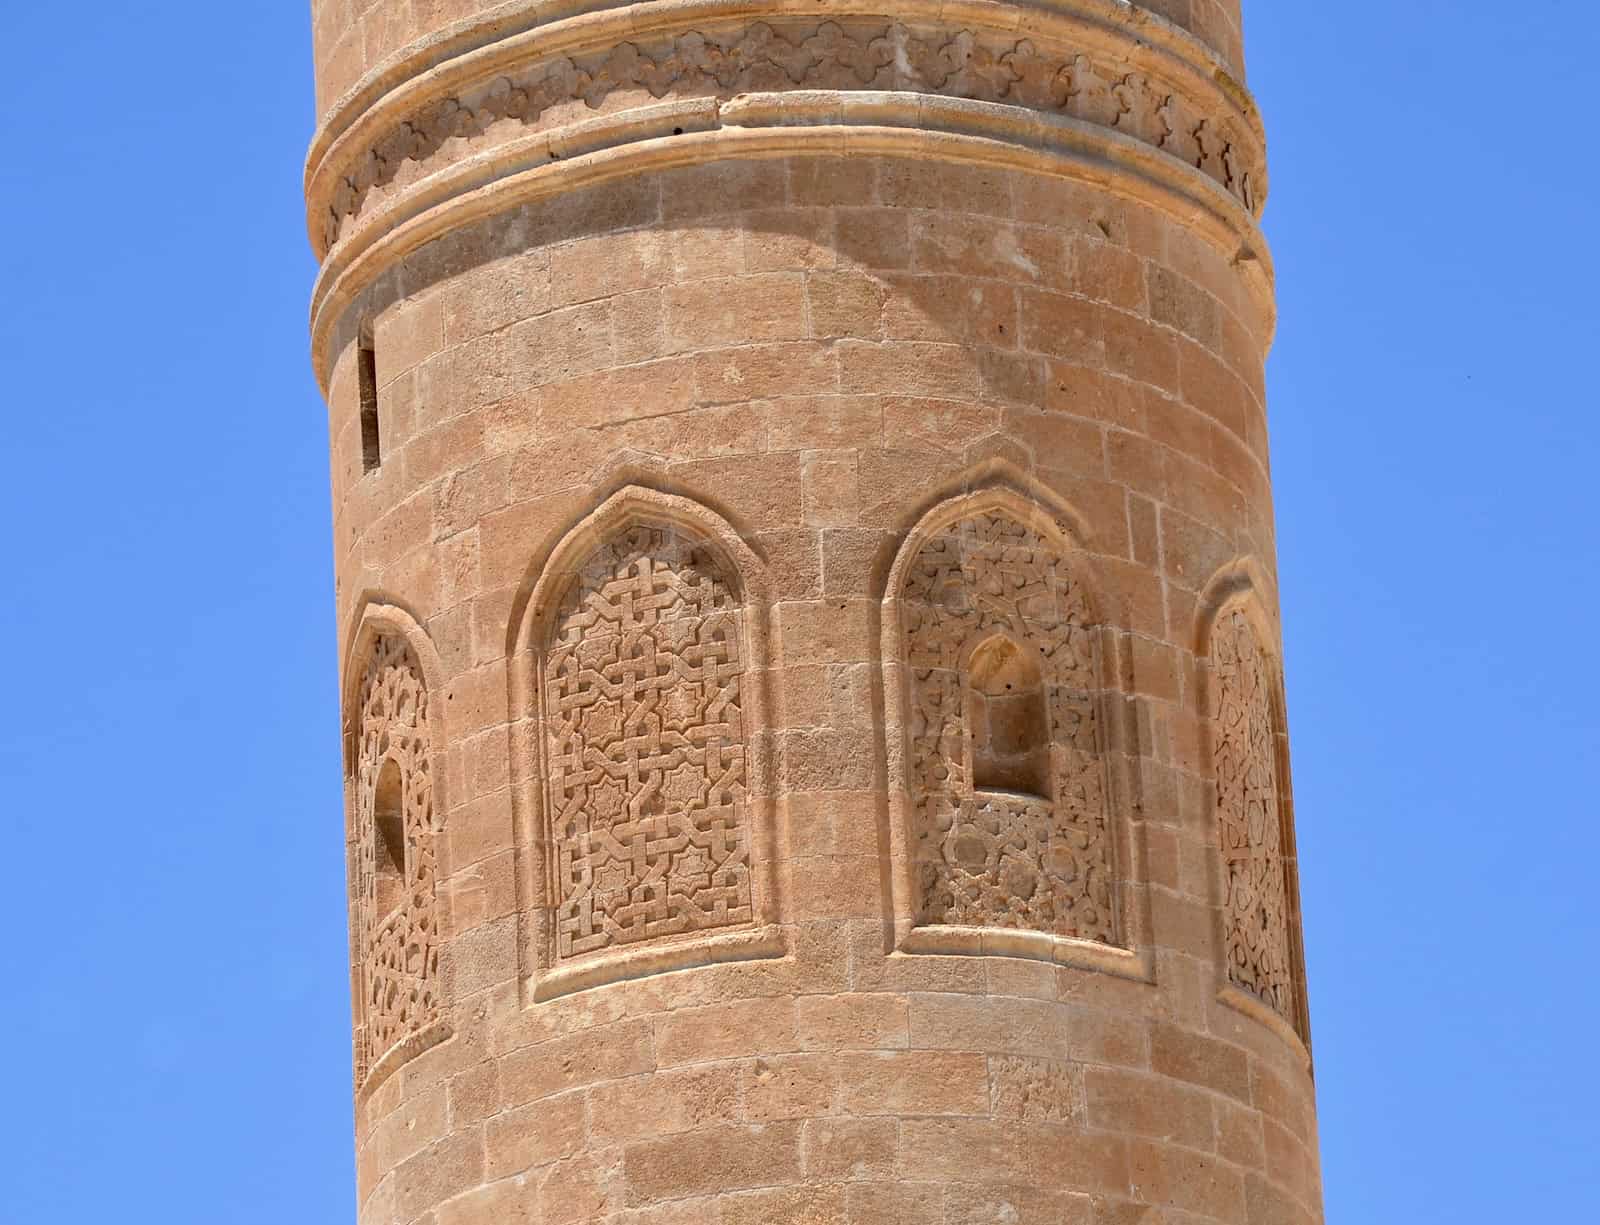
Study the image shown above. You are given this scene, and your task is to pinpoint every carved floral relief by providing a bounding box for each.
[901,509,1118,946]
[354,631,441,1079]
[1210,607,1297,1023]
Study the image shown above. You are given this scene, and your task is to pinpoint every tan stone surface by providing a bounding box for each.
[308,0,1320,1220]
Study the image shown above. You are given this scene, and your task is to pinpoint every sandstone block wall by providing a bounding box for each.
[306,1,1319,1222]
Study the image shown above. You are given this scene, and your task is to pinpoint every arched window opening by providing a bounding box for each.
[967,635,1050,799]
[897,503,1117,946]
[373,757,406,917]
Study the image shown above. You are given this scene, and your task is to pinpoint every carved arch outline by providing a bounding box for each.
[508,484,786,1002]
[339,594,454,1101]
[879,477,1152,981]
[1195,559,1312,1064]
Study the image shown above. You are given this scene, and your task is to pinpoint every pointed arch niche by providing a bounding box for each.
[510,486,785,1002]
[342,600,451,1096]
[881,485,1150,980]
[1198,567,1311,1056]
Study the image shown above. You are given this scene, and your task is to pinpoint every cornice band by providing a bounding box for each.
[305,5,1266,255]
[309,0,1255,169]
[308,89,1274,391]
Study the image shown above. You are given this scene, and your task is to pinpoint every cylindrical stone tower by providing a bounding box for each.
[306,0,1322,1220]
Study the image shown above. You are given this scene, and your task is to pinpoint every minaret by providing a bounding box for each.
[306,0,1323,1220]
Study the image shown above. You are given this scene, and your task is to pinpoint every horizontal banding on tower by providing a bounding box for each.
[305,8,1272,391]
[308,101,1275,389]
[308,5,1265,252]
[310,0,1251,139]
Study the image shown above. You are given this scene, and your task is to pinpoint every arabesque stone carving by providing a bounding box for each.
[1211,607,1297,1024]
[543,525,755,961]
[354,631,441,1079]
[901,509,1117,945]
[322,19,1260,246]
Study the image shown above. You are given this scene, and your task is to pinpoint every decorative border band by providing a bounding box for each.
[308,11,1264,255]
[309,0,1256,169]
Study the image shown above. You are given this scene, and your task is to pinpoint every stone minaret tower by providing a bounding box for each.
[306,0,1322,1220]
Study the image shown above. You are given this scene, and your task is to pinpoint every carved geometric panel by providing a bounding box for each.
[901,509,1118,945]
[1211,608,1296,1022]
[354,632,440,1079]
[543,525,754,962]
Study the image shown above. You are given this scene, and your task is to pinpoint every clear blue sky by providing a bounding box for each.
[2,3,1594,1221]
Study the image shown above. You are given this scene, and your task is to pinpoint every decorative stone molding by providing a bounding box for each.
[313,0,1246,117]
[309,0,1255,158]
[508,485,785,1001]
[312,16,1263,252]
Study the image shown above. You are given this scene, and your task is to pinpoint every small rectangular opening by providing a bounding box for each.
[358,341,381,474]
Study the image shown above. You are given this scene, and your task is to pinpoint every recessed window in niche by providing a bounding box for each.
[373,757,406,917]
[967,635,1050,799]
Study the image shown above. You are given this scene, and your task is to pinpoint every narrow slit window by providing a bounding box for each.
[373,757,406,916]
[358,341,381,474]
[967,636,1050,799]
